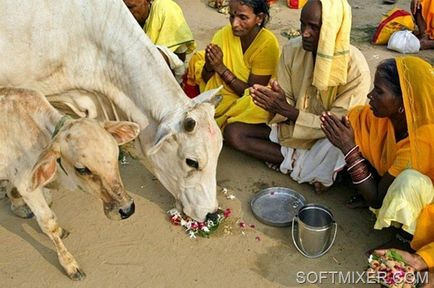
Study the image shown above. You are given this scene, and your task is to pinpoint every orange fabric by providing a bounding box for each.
[348,106,411,177]
[411,204,434,269]
[348,56,434,181]
[422,0,434,39]
[397,56,434,182]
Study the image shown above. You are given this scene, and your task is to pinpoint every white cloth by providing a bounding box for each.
[387,30,420,54]
[270,124,346,187]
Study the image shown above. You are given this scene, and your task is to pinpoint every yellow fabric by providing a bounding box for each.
[422,0,434,39]
[144,0,196,53]
[349,56,434,181]
[372,8,415,45]
[313,0,351,91]
[186,24,280,128]
[371,169,434,234]
[270,38,370,149]
[412,204,434,269]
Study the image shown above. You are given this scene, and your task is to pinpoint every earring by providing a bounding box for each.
[398,107,405,113]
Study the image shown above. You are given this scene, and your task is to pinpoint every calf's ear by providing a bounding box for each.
[104,121,140,145]
[31,147,61,190]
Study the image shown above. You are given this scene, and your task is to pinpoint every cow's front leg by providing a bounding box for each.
[7,186,34,218]
[21,189,85,280]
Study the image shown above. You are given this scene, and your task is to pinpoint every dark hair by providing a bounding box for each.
[238,0,270,27]
[376,58,402,99]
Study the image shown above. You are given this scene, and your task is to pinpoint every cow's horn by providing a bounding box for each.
[183,117,196,132]
[192,85,223,106]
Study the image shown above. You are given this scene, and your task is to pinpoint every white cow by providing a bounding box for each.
[0,0,223,221]
[0,87,140,280]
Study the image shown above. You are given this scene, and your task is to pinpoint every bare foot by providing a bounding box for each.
[420,38,434,50]
[265,161,280,172]
[313,182,329,194]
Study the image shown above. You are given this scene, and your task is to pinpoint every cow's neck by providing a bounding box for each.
[93,6,193,128]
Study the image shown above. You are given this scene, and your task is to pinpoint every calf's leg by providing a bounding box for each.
[7,186,34,219]
[7,186,54,218]
[21,188,85,280]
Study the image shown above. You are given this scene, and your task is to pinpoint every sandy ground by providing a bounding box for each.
[1,1,433,287]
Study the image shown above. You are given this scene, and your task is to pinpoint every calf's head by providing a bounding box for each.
[31,118,140,220]
[147,102,223,222]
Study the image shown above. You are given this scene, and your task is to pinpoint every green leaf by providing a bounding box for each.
[386,249,405,263]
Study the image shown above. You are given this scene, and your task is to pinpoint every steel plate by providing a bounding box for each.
[250,187,306,227]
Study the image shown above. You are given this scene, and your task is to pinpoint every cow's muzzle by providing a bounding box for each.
[119,202,135,219]
[206,211,220,222]
[104,200,135,220]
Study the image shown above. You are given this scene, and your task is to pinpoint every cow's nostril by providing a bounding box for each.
[206,212,219,222]
[119,202,135,219]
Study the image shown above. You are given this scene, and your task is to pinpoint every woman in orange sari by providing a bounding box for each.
[412,0,434,49]
[321,56,434,248]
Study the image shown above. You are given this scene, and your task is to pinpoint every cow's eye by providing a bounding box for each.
[186,158,199,169]
[74,166,92,175]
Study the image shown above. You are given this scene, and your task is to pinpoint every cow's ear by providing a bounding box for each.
[31,146,60,190]
[104,121,140,145]
[147,125,173,155]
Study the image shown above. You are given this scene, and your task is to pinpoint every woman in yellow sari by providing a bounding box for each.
[184,0,280,128]
[321,56,434,247]
[124,0,196,61]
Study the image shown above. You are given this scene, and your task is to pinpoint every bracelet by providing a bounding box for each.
[349,163,370,183]
[221,69,236,84]
[344,145,359,160]
[352,173,372,185]
[347,158,365,172]
[345,148,362,166]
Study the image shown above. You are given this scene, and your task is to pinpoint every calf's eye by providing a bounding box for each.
[74,166,92,175]
[186,158,199,169]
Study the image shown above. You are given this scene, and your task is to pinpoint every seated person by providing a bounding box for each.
[123,0,196,62]
[223,0,371,193]
[374,204,434,286]
[411,0,434,50]
[321,56,434,246]
[184,0,280,127]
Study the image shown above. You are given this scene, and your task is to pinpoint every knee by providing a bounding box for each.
[389,169,434,202]
[394,169,432,188]
[223,123,248,151]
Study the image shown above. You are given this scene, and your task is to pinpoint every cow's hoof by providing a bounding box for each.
[11,204,34,218]
[69,269,86,281]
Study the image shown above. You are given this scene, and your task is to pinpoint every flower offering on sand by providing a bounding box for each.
[168,208,232,239]
[367,250,417,288]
